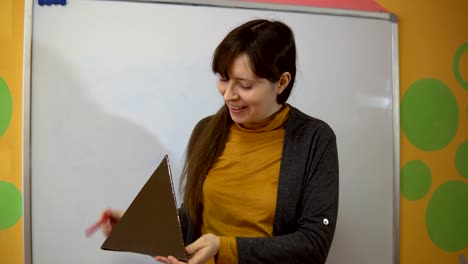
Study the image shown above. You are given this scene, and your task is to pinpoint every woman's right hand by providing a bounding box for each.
[100,209,124,237]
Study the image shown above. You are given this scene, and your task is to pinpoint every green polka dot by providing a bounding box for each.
[0,77,13,137]
[455,141,468,179]
[0,181,23,229]
[401,160,432,200]
[453,43,468,89]
[401,78,459,151]
[426,181,468,252]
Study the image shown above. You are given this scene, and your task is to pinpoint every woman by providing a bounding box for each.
[104,19,339,264]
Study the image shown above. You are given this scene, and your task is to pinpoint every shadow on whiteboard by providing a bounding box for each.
[31,44,169,264]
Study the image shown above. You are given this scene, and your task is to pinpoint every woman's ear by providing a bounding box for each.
[276,72,291,94]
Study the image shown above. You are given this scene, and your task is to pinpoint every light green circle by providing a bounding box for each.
[401,78,459,151]
[401,160,432,200]
[455,141,468,179]
[0,181,23,229]
[0,77,13,137]
[453,43,468,89]
[426,181,468,252]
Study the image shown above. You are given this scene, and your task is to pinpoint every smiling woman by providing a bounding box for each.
[160,19,338,264]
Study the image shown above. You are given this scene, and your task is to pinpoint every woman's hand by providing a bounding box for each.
[154,233,220,264]
[100,209,124,237]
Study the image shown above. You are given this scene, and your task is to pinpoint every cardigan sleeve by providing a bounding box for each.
[235,133,339,264]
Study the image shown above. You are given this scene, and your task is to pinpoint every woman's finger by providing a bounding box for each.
[97,209,124,237]
[100,221,111,236]
[185,234,220,264]
[103,209,124,222]
[185,250,209,264]
[167,256,185,264]
[154,256,168,263]
[184,236,205,256]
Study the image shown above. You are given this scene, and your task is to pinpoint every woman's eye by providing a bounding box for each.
[239,83,252,89]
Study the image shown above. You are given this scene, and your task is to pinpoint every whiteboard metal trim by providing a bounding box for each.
[94,0,395,21]
[23,0,33,264]
[391,22,400,264]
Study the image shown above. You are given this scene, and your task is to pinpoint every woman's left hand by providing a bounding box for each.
[155,233,220,264]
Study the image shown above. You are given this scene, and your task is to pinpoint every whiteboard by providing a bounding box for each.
[28,1,399,264]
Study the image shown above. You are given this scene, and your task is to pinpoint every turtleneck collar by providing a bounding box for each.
[233,104,290,132]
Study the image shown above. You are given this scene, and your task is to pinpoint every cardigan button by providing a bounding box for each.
[323,218,329,225]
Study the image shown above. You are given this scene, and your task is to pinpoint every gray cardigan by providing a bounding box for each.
[179,106,339,264]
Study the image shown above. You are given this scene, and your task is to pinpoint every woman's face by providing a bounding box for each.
[217,54,285,125]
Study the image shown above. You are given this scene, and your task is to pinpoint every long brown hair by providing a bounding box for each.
[181,19,297,227]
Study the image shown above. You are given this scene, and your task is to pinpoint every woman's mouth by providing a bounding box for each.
[228,105,247,113]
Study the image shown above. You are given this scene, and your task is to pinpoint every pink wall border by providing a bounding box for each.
[241,0,387,12]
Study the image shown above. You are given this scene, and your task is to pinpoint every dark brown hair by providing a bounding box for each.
[181,19,297,227]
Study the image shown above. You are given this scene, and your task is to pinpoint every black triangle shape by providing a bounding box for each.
[101,155,186,260]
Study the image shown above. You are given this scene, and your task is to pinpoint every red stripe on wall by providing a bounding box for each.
[241,0,387,12]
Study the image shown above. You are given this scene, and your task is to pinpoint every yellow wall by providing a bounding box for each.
[0,0,25,264]
[376,0,468,263]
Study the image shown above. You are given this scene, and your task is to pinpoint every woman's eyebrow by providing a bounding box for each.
[232,76,255,82]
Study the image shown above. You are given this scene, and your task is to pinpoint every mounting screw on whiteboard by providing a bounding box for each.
[38,0,66,6]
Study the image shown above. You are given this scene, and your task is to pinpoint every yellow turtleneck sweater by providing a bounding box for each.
[201,105,290,264]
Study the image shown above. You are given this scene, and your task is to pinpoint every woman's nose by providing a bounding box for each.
[223,82,238,101]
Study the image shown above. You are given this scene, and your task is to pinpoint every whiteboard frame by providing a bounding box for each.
[23,1,33,264]
[391,22,401,264]
[22,1,400,264]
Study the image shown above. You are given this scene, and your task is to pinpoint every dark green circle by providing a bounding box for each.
[0,77,13,137]
[0,181,23,229]
[401,160,432,200]
[453,43,468,89]
[426,181,468,252]
[455,141,468,179]
[401,78,459,151]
